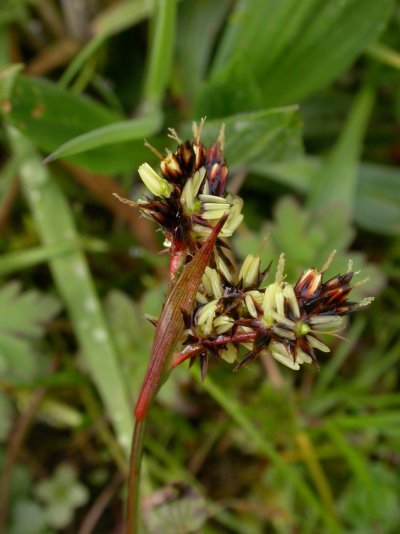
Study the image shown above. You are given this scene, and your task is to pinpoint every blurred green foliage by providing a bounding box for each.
[0,0,400,532]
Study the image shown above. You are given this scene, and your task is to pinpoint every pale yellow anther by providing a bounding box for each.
[270,342,300,370]
[216,255,232,283]
[220,343,237,363]
[202,209,229,220]
[181,168,205,213]
[196,300,218,336]
[204,266,223,299]
[214,315,234,334]
[239,255,260,287]
[306,335,330,352]
[272,326,296,340]
[296,349,312,364]
[199,194,228,203]
[138,163,173,197]
[275,290,285,316]
[245,294,258,318]
[283,284,300,318]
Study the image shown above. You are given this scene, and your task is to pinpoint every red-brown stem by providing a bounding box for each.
[126,418,147,534]
[134,215,228,422]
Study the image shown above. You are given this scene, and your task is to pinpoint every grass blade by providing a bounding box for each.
[195,370,340,532]
[143,0,176,108]
[44,109,162,162]
[10,128,133,453]
[307,86,374,218]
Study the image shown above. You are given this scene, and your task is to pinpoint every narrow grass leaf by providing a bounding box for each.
[93,0,155,38]
[143,0,176,107]
[176,0,231,105]
[249,156,400,235]
[0,71,147,173]
[324,421,373,489]
[366,42,400,70]
[307,86,374,218]
[10,128,133,453]
[0,239,108,277]
[195,370,340,532]
[204,0,393,109]
[59,35,105,88]
[44,109,162,162]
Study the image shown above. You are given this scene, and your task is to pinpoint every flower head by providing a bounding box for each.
[136,121,243,263]
[173,252,373,377]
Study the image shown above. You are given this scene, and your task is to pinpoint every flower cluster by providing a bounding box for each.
[174,252,373,378]
[119,122,373,378]
[134,121,243,277]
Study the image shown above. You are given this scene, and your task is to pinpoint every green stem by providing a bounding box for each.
[126,418,147,534]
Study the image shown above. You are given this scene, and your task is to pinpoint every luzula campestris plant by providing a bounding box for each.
[118,121,373,533]
[124,120,372,377]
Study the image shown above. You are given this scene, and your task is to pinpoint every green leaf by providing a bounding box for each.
[0,72,157,174]
[9,128,133,453]
[104,289,156,401]
[176,0,230,105]
[235,195,385,296]
[307,86,375,218]
[199,107,303,167]
[339,463,400,533]
[92,0,155,38]
[143,0,176,107]
[44,109,162,162]
[0,281,60,382]
[248,157,400,235]
[203,0,394,109]
[36,464,89,529]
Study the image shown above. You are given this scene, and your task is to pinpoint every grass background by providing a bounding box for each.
[0,0,400,532]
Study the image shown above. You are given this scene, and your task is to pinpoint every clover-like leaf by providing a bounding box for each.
[0,281,60,382]
[35,464,89,529]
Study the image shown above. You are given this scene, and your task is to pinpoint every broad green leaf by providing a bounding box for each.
[354,163,400,235]
[44,109,162,162]
[0,281,60,338]
[0,281,60,382]
[248,157,400,235]
[104,289,155,401]
[0,72,156,174]
[143,485,208,534]
[10,128,133,453]
[195,55,264,117]
[202,0,394,110]
[199,107,303,167]
[307,86,375,218]
[176,0,230,105]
